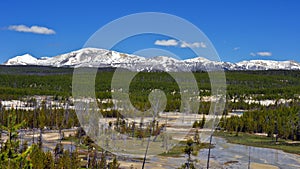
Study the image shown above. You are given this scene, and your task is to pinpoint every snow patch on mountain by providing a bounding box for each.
[236,60,300,70]
[5,54,38,65]
[3,48,300,71]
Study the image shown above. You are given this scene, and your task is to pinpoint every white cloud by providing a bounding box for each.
[180,41,207,48]
[250,52,256,56]
[8,25,56,35]
[154,39,207,48]
[154,39,178,46]
[256,51,272,57]
[233,47,240,51]
[250,51,272,57]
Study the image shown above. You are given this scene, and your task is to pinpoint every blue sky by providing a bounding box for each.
[1,0,300,63]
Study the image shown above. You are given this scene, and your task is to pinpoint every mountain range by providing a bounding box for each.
[4,48,300,72]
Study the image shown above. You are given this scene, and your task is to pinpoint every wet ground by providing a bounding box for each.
[2,129,299,168]
[121,137,300,169]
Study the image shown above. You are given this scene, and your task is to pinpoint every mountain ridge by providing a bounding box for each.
[4,48,300,71]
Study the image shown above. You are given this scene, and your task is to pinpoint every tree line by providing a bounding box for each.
[220,102,300,141]
[0,109,121,169]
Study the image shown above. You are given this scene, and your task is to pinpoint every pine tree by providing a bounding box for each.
[178,139,196,169]
[193,129,201,145]
[70,149,81,169]
[90,150,98,169]
[44,151,55,169]
[38,100,47,148]
[200,114,206,128]
[30,144,46,168]
[99,150,107,169]
[54,142,64,161]
[108,156,120,169]
[0,109,30,168]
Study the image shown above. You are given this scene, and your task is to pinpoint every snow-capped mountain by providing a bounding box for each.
[4,48,300,71]
[236,60,300,70]
[5,54,38,65]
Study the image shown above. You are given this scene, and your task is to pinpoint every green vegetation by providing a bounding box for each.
[0,109,81,169]
[215,132,300,155]
[176,130,214,169]
[0,66,300,112]
[0,109,30,168]
[0,107,80,131]
[220,103,300,141]
[178,139,197,169]
[0,66,300,167]
[161,130,213,157]
[160,141,212,157]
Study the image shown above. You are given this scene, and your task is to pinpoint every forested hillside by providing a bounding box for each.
[0,67,299,141]
[0,66,299,111]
